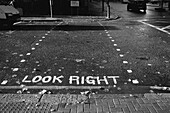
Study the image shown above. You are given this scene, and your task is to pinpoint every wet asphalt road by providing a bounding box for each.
[0,2,170,94]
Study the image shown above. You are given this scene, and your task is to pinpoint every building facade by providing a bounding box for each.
[14,0,90,16]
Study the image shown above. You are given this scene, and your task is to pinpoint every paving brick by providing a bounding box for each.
[0,94,41,103]
[84,103,90,112]
[96,105,103,113]
[41,94,61,104]
[139,107,151,113]
[152,103,161,111]
[95,99,103,106]
[122,107,131,113]
[157,102,169,110]
[102,102,110,113]
[110,107,123,113]
[107,99,115,107]
[127,103,136,112]
[90,103,97,113]
[160,93,170,98]
[144,93,159,99]
[142,98,151,104]
[70,105,77,113]
[157,109,170,113]
[78,95,88,103]
[147,106,158,113]
[160,98,169,103]
[132,100,141,110]
[77,104,83,113]
[113,99,120,107]
[136,106,149,111]
[140,104,152,107]
[131,111,144,113]
[136,98,145,104]
[58,103,71,113]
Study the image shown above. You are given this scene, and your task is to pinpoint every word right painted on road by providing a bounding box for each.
[22,75,120,85]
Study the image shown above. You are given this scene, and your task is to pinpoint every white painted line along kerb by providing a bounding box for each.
[138,20,170,35]
[0,86,104,89]
[162,25,170,30]
[13,21,22,25]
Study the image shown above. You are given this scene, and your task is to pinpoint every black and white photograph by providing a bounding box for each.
[0,0,170,112]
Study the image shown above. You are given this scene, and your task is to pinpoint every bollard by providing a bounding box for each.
[106,4,110,19]
[106,0,110,19]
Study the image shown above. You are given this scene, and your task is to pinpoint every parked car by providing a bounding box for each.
[149,0,159,4]
[127,0,147,13]
[121,0,129,3]
[0,0,20,27]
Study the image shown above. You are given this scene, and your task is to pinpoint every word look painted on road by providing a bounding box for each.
[22,75,119,85]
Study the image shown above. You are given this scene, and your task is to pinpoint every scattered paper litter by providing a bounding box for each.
[116,49,120,51]
[19,54,24,57]
[31,47,35,50]
[150,86,170,91]
[147,64,152,66]
[1,80,8,85]
[13,68,19,72]
[127,70,132,73]
[35,43,39,46]
[123,61,128,64]
[26,53,31,56]
[12,53,18,55]
[39,90,47,94]
[119,54,124,57]
[132,79,139,84]
[12,74,17,77]
[35,61,40,63]
[75,59,85,62]
[20,59,26,63]
[114,44,117,46]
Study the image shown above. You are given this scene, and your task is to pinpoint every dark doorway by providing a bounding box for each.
[53,0,71,15]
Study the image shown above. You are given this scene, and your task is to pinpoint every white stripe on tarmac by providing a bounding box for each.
[0,86,102,89]
[162,25,170,30]
[13,21,22,25]
[138,20,170,35]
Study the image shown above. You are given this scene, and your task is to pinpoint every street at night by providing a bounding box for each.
[1,1,170,113]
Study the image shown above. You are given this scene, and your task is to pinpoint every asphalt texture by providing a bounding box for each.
[0,17,169,94]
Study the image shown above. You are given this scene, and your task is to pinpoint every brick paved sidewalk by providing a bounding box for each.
[0,93,170,113]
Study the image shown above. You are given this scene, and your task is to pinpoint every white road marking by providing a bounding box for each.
[116,49,121,51]
[162,25,170,30]
[0,86,104,89]
[119,54,124,57]
[127,70,133,73]
[13,21,22,25]
[31,47,36,50]
[123,61,128,64]
[26,53,31,56]
[20,59,26,63]
[107,34,111,36]
[114,44,117,46]
[35,43,39,46]
[138,20,170,35]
